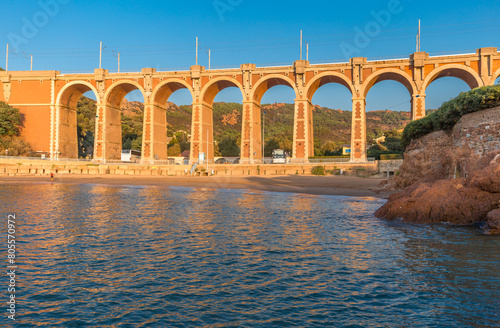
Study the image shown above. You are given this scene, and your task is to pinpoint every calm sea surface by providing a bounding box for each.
[0,183,499,327]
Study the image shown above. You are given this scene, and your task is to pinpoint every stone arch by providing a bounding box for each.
[362,68,417,98]
[56,81,100,108]
[99,80,146,161]
[152,79,194,108]
[422,64,484,91]
[492,68,500,85]
[252,74,299,104]
[305,72,355,100]
[104,80,146,109]
[55,81,100,159]
[201,77,245,106]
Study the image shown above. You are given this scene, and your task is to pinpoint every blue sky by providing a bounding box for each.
[1,0,499,111]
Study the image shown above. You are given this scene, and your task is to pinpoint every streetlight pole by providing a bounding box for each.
[300,30,303,60]
[196,37,199,66]
[6,44,9,72]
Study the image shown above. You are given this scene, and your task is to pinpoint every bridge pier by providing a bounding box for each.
[93,103,122,162]
[240,101,262,163]
[94,104,105,161]
[411,94,426,120]
[57,105,78,159]
[190,102,214,163]
[350,98,367,162]
[103,104,122,161]
[141,103,168,162]
[293,99,314,161]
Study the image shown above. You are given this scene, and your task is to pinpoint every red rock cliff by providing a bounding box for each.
[375,107,500,234]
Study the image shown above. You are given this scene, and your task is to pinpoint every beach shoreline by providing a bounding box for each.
[0,174,391,198]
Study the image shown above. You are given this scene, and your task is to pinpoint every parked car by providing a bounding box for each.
[232,158,240,164]
[215,158,227,164]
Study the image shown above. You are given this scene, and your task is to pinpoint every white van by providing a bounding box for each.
[121,149,141,163]
[272,149,287,164]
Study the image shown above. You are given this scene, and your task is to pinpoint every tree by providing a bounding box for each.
[131,137,142,151]
[0,136,32,156]
[367,128,405,159]
[264,138,279,157]
[0,102,22,136]
[78,126,94,158]
[77,97,96,158]
[168,143,181,156]
[0,102,32,156]
[218,136,240,157]
[319,141,343,156]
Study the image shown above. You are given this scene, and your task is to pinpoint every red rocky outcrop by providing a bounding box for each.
[376,107,500,234]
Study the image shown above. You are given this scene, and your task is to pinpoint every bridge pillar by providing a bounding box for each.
[293,99,314,161]
[190,102,214,163]
[478,47,498,85]
[57,105,78,159]
[241,101,262,163]
[94,104,122,162]
[350,98,367,162]
[411,94,426,120]
[94,104,104,161]
[141,103,168,162]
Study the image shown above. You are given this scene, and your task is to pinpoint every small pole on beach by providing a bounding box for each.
[206,129,209,172]
[262,111,266,164]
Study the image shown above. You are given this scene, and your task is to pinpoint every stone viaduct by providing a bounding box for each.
[0,47,499,163]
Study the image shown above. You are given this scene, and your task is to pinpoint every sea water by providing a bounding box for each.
[0,183,499,327]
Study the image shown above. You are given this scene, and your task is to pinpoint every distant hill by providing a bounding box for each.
[78,96,411,156]
[120,99,143,117]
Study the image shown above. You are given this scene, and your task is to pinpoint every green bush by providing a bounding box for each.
[380,154,403,160]
[0,136,32,156]
[309,156,350,159]
[367,148,403,160]
[311,166,326,176]
[402,85,500,148]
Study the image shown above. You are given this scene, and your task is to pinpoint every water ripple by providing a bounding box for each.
[0,184,499,327]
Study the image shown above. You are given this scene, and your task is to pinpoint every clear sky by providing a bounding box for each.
[1,0,499,111]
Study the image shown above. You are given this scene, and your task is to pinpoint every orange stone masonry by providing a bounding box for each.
[0,48,499,163]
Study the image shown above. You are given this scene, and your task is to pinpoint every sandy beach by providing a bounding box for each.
[0,174,391,198]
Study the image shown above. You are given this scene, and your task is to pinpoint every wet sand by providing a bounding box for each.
[0,174,391,198]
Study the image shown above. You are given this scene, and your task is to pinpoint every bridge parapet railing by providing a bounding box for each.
[0,156,377,166]
[0,156,93,163]
[291,158,376,165]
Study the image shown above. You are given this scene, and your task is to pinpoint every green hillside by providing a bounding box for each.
[76,96,411,158]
